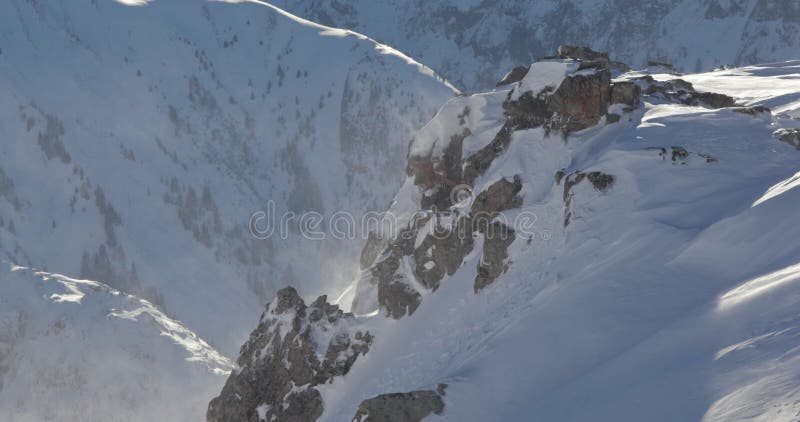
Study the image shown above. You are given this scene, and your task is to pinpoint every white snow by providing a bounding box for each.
[320,61,800,422]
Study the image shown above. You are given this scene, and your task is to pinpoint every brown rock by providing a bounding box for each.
[474,222,515,292]
[496,66,529,87]
[610,81,641,107]
[547,68,611,133]
[207,288,372,422]
[352,388,446,422]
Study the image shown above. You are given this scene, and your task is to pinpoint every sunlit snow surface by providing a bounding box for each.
[319,61,800,421]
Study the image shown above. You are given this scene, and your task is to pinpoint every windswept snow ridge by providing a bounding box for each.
[275,0,800,91]
[0,264,233,421]
[219,0,460,93]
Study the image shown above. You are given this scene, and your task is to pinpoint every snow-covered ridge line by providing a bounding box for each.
[216,0,461,94]
[7,263,234,374]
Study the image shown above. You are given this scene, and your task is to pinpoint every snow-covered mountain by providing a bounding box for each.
[210,48,800,421]
[0,0,453,355]
[3,0,800,420]
[274,0,800,91]
[0,0,455,419]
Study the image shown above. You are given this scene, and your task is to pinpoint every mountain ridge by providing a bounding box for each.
[210,48,800,421]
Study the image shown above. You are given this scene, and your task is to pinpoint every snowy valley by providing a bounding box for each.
[0,0,799,421]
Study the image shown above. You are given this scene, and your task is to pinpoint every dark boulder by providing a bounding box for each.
[557,45,610,66]
[474,222,515,292]
[732,105,771,116]
[633,76,736,109]
[352,386,447,422]
[496,66,529,87]
[548,68,611,133]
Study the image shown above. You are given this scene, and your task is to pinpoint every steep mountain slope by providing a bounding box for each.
[0,263,233,421]
[0,0,454,355]
[274,0,800,91]
[211,50,800,421]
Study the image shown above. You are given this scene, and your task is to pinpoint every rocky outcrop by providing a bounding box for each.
[646,146,719,164]
[775,128,800,149]
[353,46,739,319]
[547,68,611,133]
[610,81,641,107]
[632,76,736,109]
[352,385,447,422]
[471,176,523,216]
[369,172,524,317]
[496,66,529,87]
[207,287,372,422]
[732,105,771,116]
[359,48,630,318]
[475,221,515,292]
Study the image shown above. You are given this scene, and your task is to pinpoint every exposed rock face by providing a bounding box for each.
[775,128,800,149]
[471,176,523,216]
[475,221,515,292]
[352,385,447,422]
[503,65,613,134]
[610,81,642,107]
[557,45,610,64]
[632,76,736,109]
[369,175,524,317]
[496,66,529,87]
[732,105,771,116]
[359,48,628,318]
[353,47,737,319]
[548,69,611,133]
[207,287,372,422]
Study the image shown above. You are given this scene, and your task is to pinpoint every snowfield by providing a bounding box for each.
[316,60,800,421]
